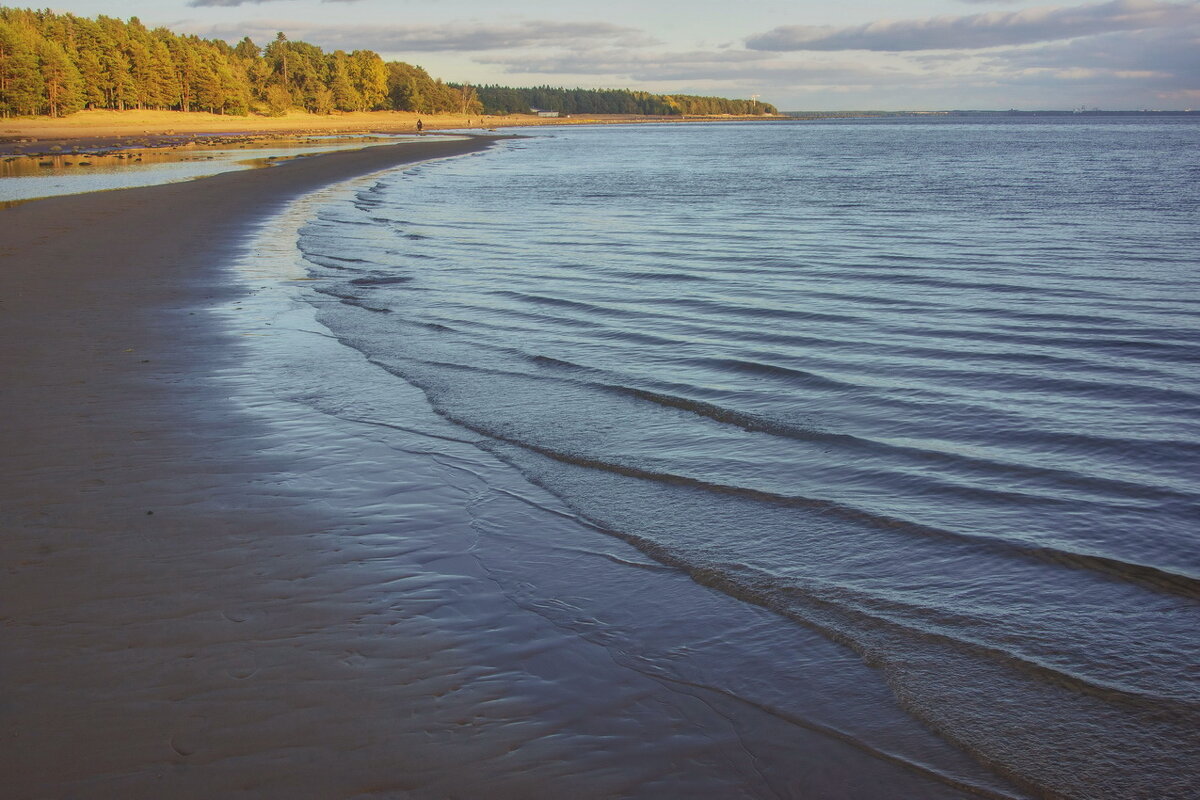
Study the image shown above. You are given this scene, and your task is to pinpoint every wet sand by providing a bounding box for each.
[0,136,1001,799]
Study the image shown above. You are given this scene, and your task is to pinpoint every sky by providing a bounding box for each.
[44,0,1200,110]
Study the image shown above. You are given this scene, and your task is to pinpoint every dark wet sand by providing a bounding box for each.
[0,137,1001,799]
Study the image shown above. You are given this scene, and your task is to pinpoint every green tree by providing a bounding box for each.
[233,36,259,62]
[167,37,197,111]
[328,51,360,111]
[215,50,250,114]
[284,40,326,110]
[265,31,288,92]
[150,37,180,110]
[0,19,42,116]
[125,37,155,108]
[193,56,223,113]
[452,83,482,115]
[74,47,104,107]
[311,84,334,115]
[37,37,81,116]
[351,49,387,110]
[102,48,135,110]
[265,82,291,115]
[387,61,427,111]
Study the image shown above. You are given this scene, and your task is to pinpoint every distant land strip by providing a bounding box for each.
[783,109,1200,118]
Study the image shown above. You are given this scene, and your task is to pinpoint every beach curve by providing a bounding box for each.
[0,134,1016,799]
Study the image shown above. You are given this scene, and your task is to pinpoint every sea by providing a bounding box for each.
[246,117,1198,799]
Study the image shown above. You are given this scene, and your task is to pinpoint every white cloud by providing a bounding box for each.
[189,0,363,6]
[197,19,656,52]
[746,0,1200,52]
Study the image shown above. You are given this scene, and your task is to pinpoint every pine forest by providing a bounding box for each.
[0,8,777,119]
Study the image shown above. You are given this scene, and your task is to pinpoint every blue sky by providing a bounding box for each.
[48,0,1200,109]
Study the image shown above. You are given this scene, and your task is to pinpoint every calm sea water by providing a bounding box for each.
[292,119,1199,798]
[0,135,438,204]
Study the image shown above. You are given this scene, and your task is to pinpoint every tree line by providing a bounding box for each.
[477,86,776,116]
[0,8,482,118]
[0,7,773,119]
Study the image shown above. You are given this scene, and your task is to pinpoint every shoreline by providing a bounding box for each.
[0,108,783,156]
[1,135,1011,798]
[1,134,770,798]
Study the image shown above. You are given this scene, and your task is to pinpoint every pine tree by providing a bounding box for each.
[233,36,259,62]
[74,46,104,108]
[194,55,222,114]
[0,19,42,116]
[37,37,81,116]
[351,50,387,110]
[266,31,288,93]
[103,48,135,110]
[150,37,180,110]
[329,51,359,111]
[311,84,333,115]
[265,82,290,116]
[125,37,155,109]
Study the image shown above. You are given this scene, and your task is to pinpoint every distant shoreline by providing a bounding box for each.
[7,106,1191,157]
[0,108,784,156]
[784,109,1200,118]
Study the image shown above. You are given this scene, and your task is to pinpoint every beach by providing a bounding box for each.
[0,134,990,799]
[5,116,1196,800]
[0,108,779,158]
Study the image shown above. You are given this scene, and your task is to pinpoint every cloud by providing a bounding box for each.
[199,20,655,52]
[189,0,362,6]
[480,49,766,80]
[475,23,1198,109]
[477,47,929,87]
[746,0,1200,52]
[989,26,1200,87]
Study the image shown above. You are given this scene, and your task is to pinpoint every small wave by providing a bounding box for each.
[490,290,649,320]
[349,275,414,287]
[469,422,1200,600]
[528,354,587,371]
[313,287,394,313]
[615,383,1195,503]
[889,274,1098,298]
[652,296,864,325]
[729,565,1200,711]
[303,252,374,267]
[685,356,860,392]
[619,270,711,282]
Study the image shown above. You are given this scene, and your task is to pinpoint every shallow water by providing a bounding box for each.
[271,119,1197,798]
[0,135,452,204]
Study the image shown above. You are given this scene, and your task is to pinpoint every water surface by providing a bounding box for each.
[288,118,1199,798]
[0,134,453,203]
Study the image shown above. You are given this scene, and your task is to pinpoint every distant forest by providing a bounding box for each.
[476,86,775,117]
[0,8,775,119]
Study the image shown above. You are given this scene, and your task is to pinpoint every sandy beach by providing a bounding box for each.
[0,108,777,157]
